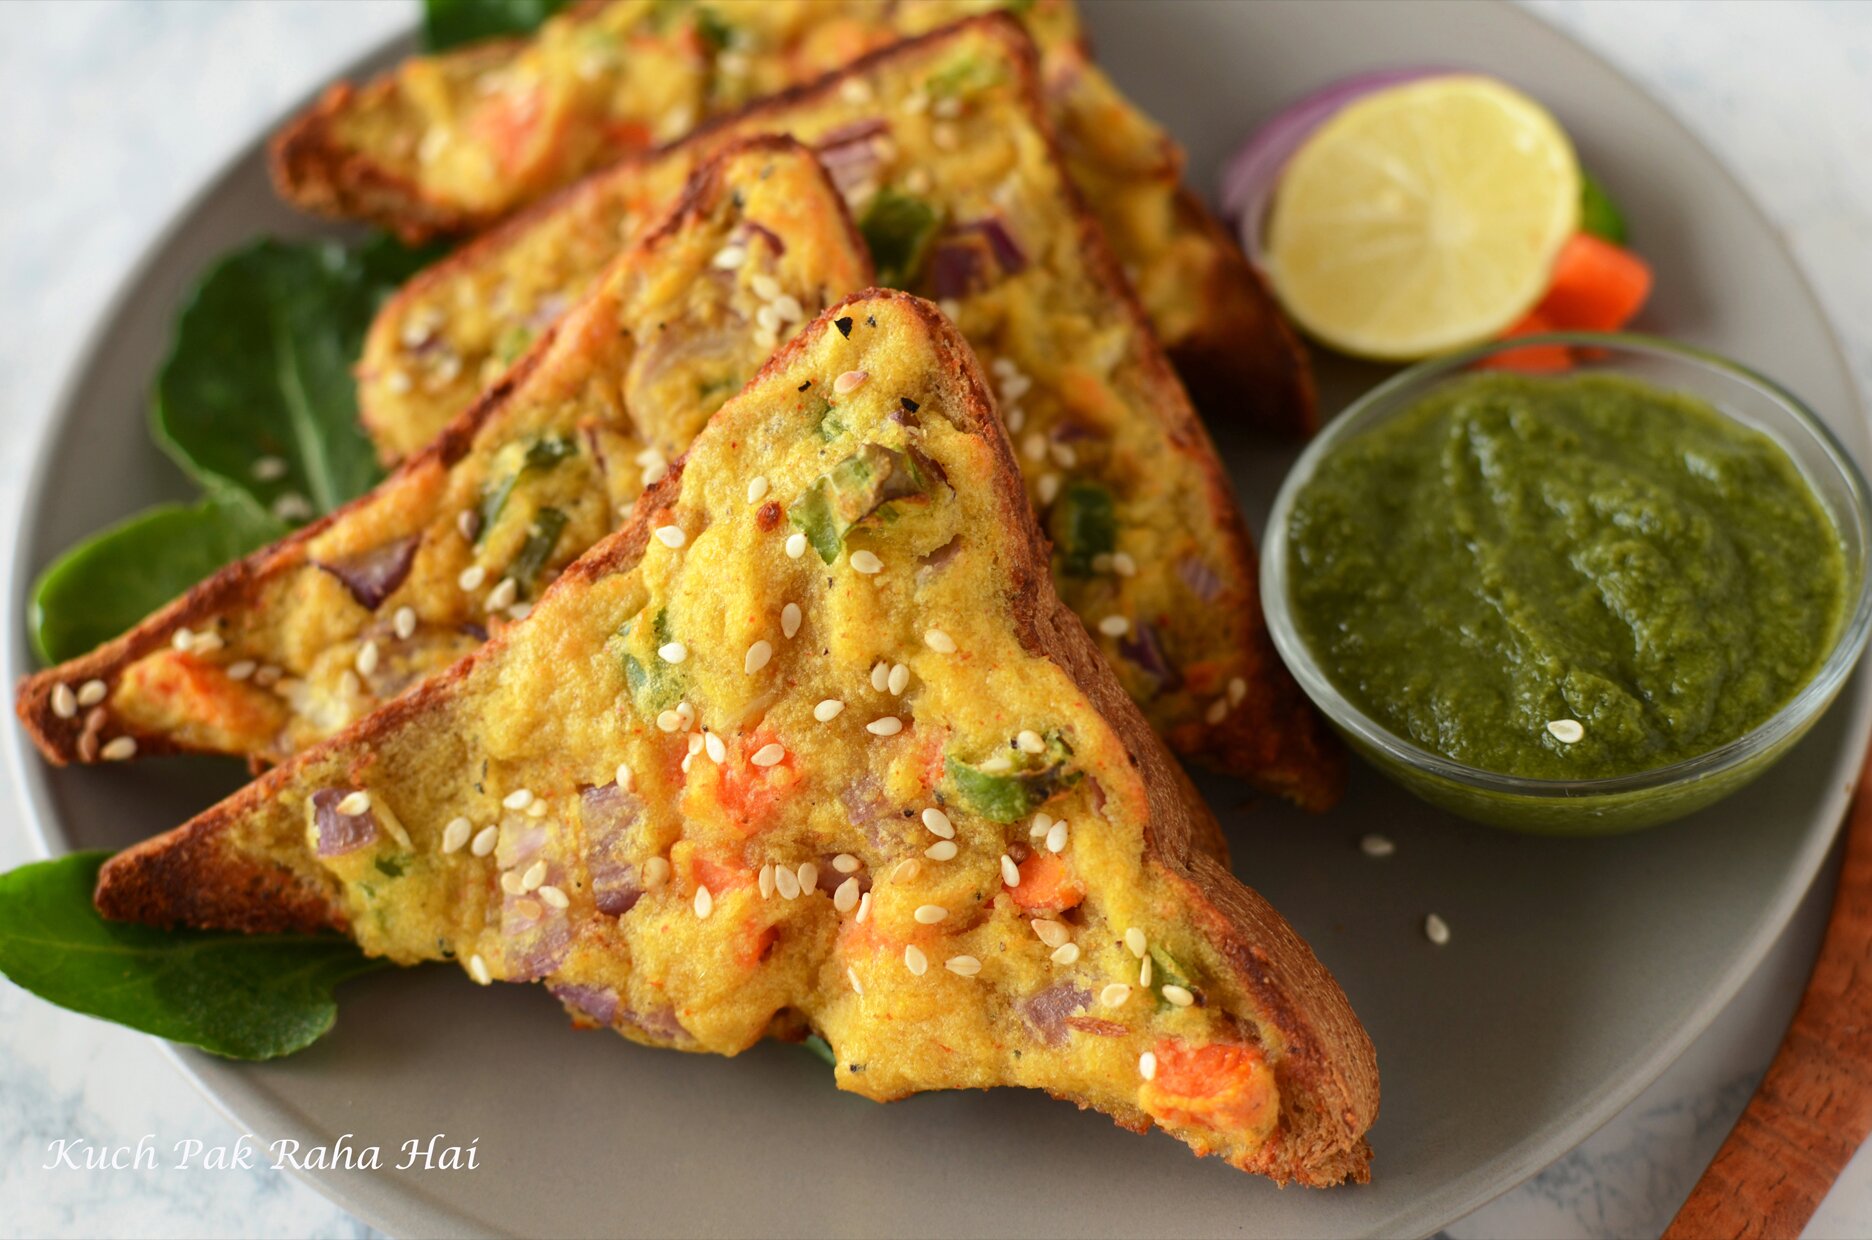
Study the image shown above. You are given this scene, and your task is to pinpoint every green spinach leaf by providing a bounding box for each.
[0,852,385,1060]
[29,494,285,665]
[152,236,434,522]
[424,0,571,50]
[859,190,942,290]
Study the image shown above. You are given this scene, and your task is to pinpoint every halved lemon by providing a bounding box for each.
[1264,75,1580,361]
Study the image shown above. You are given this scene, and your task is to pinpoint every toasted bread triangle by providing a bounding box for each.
[18,137,871,767]
[96,291,1375,1185]
[267,2,1311,433]
[353,16,1341,807]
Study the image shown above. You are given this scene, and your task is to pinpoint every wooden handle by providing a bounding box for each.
[1663,742,1872,1239]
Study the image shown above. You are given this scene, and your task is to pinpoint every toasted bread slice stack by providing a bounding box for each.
[274,1,1311,436]
[355,16,1341,807]
[16,138,870,767]
[95,291,1375,1184]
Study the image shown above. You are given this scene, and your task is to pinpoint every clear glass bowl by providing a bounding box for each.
[1261,333,1872,833]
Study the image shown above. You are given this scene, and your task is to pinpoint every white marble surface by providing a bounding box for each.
[1,2,1869,1236]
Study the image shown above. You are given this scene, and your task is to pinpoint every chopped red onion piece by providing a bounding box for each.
[930,240,988,300]
[523,292,571,332]
[311,788,379,856]
[580,781,646,915]
[1177,555,1226,603]
[739,220,786,257]
[547,982,620,1027]
[1118,620,1181,695]
[313,535,420,611]
[1022,982,1091,1048]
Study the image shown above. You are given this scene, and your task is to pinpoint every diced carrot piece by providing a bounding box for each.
[691,854,753,896]
[469,86,544,176]
[1536,233,1653,332]
[708,730,799,837]
[1140,1039,1279,1138]
[1008,852,1085,911]
[601,119,655,155]
[1476,310,1573,374]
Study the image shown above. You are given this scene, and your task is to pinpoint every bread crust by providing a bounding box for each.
[95,289,1373,1185]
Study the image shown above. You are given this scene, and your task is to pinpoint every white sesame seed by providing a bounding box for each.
[773,294,804,323]
[687,733,705,758]
[745,640,773,674]
[1022,432,1047,462]
[101,737,137,762]
[192,631,225,654]
[892,859,922,884]
[914,904,947,925]
[441,817,472,853]
[834,876,860,912]
[1139,956,1153,987]
[656,709,682,732]
[676,701,696,729]
[77,679,107,707]
[641,459,668,485]
[1100,983,1132,1008]
[751,273,782,302]
[252,455,289,481]
[904,944,929,975]
[712,245,747,270]
[694,886,714,919]
[925,840,958,861]
[746,475,770,504]
[946,955,982,977]
[1125,927,1147,958]
[486,578,518,611]
[751,742,786,767]
[387,369,413,395]
[981,753,1013,772]
[1037,474,1061,505]
[781,603,802,639]
[50,684,76,719]
[355,641,380,676]
[1098,615,1130,638]
[813,699,845,723]
[829,854,860,876]
[247,663,277,686]
[503,788,533,810]
[932,94,963,119]
[1162,984,1195,1007]
[1361,833,1396,858]
[1547,718,1585,743]
[614,761,633,790]
[521,860,547,891]
[922,807,954,839]
[848,966,864,996]
[1229,676,1247,706]
[850,549,883,575]
[471,825,499,856]
[932,122,959,151]
[866,716,903,736]
[1205,698,1229,725]
[902,88,929,114]
[869,661,889,692]
[271,493,314,522]
[1007,407,1026,433]
[339,669,361,698]
[171,627,195,652]
[755,304,782,335]
[527,799,548,818]
[1045,821,1069,854]
[654,525,686,549]
[797,862,819,893]
[758,863,775,899]
[1113,552,1138,577]
[1000,854,1020,886]
[658,641,688,664]
[337,791,371,816]
[856,891,873,923]
[643,856,671,890]
[841,77,874,105]
[704,732,727,764]
[501,871,525,895]
[457,510,478,540]
[1139,1051,1158,1081]
[923,629,957,656]
[1030,812,1052,839]
[1425,913,1452,946]
[1051,942,1081,966]
[394,606,418,639]
[1031,919,1068,949]
[834,369,869,395]
[887,663,909,696]
[1017,730,1045,754]
[538,885,569,910]
[785,532,807,558]
[458,564,487,591]
[469,954,492,985]
[1050,443,1078,469]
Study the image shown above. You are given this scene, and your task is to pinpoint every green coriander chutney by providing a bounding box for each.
[1288,372,1847,780]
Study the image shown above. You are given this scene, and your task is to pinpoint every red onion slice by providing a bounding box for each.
[313,535,420,611]
[311,789,379,856]
[548,982,619,1027]
[1022,982,1091,1048]
[580,781,646,915]
[1220,67,1454,267]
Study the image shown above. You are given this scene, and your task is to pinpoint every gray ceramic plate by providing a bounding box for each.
[6,2,1866,1237]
